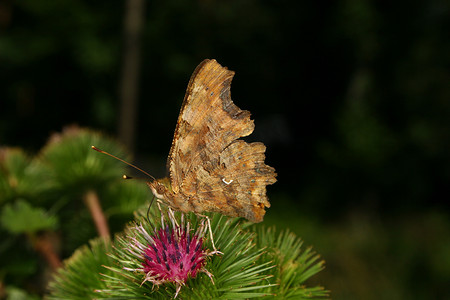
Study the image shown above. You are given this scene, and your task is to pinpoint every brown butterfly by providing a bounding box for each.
[147,59,277,223]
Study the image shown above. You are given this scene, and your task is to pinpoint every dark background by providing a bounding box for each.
[1,1,449,299]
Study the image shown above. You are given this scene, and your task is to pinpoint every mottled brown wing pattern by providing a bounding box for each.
[165,59,276,222]
[184,140,276,222]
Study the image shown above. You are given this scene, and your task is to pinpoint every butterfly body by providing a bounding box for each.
[149,59,276,223]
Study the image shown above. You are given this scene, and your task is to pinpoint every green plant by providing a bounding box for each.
[48,205,328,299]
[0,127,149,298]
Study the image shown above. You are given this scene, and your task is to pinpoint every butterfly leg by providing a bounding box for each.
[196,213,223,256]
[153,200,222,255]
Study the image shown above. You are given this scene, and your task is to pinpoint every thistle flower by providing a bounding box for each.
[48,205,328,299]
[125,210,213,298]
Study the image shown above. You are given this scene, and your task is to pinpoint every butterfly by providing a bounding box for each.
[147,59,276,223]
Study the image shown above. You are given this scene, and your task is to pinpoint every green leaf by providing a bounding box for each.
[0,199,58,234]
[4,286,40,300]
[0,148,51,205]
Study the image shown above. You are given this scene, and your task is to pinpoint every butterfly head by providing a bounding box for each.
[147,178,171,200]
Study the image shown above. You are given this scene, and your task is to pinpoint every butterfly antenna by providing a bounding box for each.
[91,146,156,182]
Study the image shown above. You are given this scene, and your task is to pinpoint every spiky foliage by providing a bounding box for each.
[47,238,115,300]
[39,125,128,194]
[0,147,50,205]
[102,178,152,217]
[0,128,150,297]
[37,125,149,247]
[253,227,329,299]
[47,205,328,299]
[0,148,58,296]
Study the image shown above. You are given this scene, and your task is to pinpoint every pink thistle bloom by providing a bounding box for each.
[126,211,213,298]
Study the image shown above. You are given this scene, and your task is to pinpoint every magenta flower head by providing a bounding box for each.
[48,207,329,299]
[125,209,213,298]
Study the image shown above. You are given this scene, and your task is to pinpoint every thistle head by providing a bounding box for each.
[126,210,212,298]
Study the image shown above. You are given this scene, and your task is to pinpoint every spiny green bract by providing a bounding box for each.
[47,205,329,299]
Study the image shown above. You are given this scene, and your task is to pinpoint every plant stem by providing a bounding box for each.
[83,189,110,239]
[30,232,62,270]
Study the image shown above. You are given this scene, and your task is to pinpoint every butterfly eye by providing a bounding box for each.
[147,181,166,200]
[156,184,166,195]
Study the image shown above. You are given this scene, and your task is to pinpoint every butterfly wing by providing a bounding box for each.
[167,59,276,222]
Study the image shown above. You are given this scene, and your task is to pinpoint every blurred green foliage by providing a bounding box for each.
[1,200,58,234]
[0,0,449,299]
[0,127,149,298]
